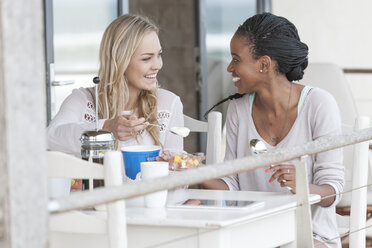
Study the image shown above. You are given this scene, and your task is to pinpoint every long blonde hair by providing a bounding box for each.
[97,14,160,147]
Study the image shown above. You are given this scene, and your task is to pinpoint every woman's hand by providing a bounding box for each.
[102,114,147,141]
[267,165,337,206]
[267,164,296,193]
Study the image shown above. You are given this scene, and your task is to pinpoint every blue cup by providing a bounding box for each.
[121,145,161,180]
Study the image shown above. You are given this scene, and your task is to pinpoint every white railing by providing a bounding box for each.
[48,127,372,214]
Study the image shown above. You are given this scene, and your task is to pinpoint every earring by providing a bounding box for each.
[259,69,263,73]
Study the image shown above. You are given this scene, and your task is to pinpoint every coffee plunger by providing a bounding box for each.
[80,76,115,190]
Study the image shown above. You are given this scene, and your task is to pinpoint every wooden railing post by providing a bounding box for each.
[295,155,314,248]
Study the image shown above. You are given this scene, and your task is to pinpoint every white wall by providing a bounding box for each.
[345,74,372,120]
[272,0,372,120]
[272,0,372,68]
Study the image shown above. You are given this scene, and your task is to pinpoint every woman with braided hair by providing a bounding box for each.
[203,13,343,247]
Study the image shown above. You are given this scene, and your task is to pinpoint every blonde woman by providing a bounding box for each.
[47,14,184,156]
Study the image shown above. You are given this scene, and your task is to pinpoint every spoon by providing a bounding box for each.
[147,123,190,137]
[250,139,268,155]
[250,138,271,167]
[250,139,291,190]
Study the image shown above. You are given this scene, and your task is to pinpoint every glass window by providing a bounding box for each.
[53,0,117,73]
[51,0,118,118]
[205,0,256,117]
[206,0,256,61]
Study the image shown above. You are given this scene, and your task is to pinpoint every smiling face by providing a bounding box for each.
[227,34,262,94]
[125,31,163,94]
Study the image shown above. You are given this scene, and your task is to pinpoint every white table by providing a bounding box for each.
[126,189,320,248]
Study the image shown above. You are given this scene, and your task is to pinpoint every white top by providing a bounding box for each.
[47,87,184,156]
[222,87,344,248]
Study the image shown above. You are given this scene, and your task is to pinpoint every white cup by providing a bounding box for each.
[140,161,169,208]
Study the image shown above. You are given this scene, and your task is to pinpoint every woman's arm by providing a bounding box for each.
[47,88,97,155]
[310,89,344,207]
[268,164,338,207]
[200,179,229,190]
[309,184,336,207]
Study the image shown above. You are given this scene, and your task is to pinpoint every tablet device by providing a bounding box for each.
[167,199,264,210]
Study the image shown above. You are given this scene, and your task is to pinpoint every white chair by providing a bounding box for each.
[184,111,222,165]
[301,62,370,247]
[47,151,127,248]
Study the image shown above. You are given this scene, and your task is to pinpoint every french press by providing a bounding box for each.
[80,76,115,190]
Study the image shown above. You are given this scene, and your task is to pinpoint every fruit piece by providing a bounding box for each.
[181,161,186,168]
[71,179,82,190]
[174,155,181,163]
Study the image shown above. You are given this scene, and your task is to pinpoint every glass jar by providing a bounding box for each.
[80,130,115,190]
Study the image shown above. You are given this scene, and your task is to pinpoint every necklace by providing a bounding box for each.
[258,83,293,144]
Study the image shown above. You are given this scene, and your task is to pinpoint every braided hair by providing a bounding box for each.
[236,12,308,81]
[204,13,308,118]
[204,93,244,119]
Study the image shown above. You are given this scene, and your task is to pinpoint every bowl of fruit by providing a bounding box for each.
[164,152,205,171]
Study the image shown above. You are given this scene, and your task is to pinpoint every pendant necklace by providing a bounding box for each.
[259,83,293,144]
